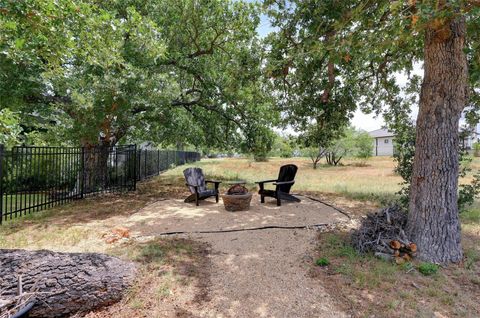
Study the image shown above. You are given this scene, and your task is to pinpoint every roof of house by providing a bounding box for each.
[368,128,395,138]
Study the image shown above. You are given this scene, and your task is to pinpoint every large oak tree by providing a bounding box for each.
[0,0,277,151]
[266,0,480,263]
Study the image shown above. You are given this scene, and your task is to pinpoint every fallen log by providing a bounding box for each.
[0,249,136,318]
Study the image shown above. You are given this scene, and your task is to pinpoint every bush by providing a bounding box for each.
[474,142,480,157]
[418,262,439,276]
[315,257,330,267]
[324,127,373,166]
[241,126,275,162]
[270,134,293,158]
[354,131,373,162]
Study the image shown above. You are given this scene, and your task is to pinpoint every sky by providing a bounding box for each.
[254,5,422,132]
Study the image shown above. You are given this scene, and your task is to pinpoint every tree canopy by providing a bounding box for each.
[0,0,277,149]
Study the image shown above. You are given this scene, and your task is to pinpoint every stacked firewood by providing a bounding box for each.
[351,205,417,263]
[387,239,417,264]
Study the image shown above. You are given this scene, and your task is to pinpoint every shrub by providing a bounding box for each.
[354,131,373,162]
[418,262,439,276]
[315,257,330,267]
[474,142,480,157]
[241,126,275,162]
[458,172,480,212]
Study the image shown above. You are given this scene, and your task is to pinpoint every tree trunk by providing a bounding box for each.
[407,16,468,263]
[81,139,114,195]
[0,249,136,317]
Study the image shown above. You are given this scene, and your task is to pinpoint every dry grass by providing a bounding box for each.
[164,157,403,202]
[311,231,480,317]
[0,156,478,317]
[86,238,211,318]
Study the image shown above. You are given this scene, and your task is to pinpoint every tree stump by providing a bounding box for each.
[0,249,136,317]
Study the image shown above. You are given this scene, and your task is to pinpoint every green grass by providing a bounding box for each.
[461,203,480,223]
[316,233,399,289]
[418,262,439,276]
[314,232,480,317]
[315,257,330,267]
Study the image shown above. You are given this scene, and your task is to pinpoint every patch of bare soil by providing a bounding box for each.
[189,228,346,318]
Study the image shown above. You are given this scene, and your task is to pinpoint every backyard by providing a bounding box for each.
[2,1,479,317]
[0,156,478,317]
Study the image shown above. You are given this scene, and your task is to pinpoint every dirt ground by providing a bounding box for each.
[124,194,348,235]
[188,228,345,318]
[84,194,351,317]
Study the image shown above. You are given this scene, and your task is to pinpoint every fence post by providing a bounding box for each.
[144,149,147,179]
[133,145,137,191]
[80,146,85,199]
[0,144,4,224]
[157,150,160,175]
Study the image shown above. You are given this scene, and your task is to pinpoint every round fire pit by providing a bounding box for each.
[222,192,253,212]
[222,184,252,212]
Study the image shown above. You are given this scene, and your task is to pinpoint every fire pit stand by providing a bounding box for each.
[221,182,252,212]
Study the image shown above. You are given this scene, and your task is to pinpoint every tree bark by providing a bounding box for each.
[407,16,468,263]
[0,249,136,317]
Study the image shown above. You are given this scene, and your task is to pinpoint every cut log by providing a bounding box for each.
[0,249,136,318]
[389,240,401,250]
[409,243,417,253]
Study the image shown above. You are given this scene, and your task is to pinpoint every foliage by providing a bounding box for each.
[391,117,480,211]
[417,262,439,276]
[390,120,416,208]
[0,108,22,148]
[303,146,326,169]
[264,0,356,150]
[315,257,330,267]
[325,143,348,166]
[270,134,293,158]
[354,131,373,162]
[240,125,275,162]
[1,0,276,150]
[458,172,480,212]
[324,127,373,166]
[473,142,480,157]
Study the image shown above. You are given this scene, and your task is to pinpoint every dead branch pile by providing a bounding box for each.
[351,205,417,263]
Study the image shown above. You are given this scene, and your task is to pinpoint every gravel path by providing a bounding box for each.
[190,228,347,318]
[126,195,349,317]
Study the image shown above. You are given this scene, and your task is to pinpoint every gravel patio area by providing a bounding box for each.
[122,193,350,317]
[126,194,348,235]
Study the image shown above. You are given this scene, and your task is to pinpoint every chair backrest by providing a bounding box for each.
[277,164,298,193]
[183,167,206,193]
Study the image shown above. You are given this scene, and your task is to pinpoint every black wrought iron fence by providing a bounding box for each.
[0,145,200,223]
[136,149,201,181]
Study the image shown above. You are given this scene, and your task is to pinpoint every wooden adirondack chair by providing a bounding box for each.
[256,164,300,206]
[183,167,221,206]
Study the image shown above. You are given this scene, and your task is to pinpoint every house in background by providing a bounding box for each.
[368,129,395,156]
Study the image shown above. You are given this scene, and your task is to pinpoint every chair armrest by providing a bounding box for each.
[205,180,222,184]
[206,180,221,190]
[255,179,277,184]
[273,180,295,186]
